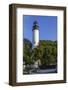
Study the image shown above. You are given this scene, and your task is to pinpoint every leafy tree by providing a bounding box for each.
[23,38,32,65]
[36,40,57,66]
[41,40,57,66]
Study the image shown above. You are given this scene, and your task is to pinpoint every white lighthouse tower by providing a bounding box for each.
[32,21,39,47]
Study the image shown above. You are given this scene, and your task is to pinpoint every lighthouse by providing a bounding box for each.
[32,21,39,47]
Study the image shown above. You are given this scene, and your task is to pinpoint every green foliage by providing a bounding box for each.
[23,39,57,66]
[40,40,57,66]
[23,38,33,65]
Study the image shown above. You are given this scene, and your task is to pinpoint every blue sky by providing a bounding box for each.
[23,15,57,42]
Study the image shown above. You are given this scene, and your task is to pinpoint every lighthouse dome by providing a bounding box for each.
[33,21,39,30]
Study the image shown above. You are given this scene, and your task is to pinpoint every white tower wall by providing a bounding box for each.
[33,29,39,47]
